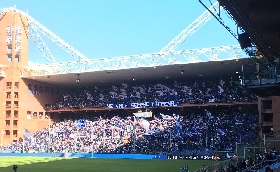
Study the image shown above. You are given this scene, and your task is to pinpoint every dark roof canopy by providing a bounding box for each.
[218,0,280,62]
[25,58,252,88]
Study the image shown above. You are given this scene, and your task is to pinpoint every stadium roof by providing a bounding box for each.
[218,0,280,62]
[217,0,280,96]
[23,58,253,87]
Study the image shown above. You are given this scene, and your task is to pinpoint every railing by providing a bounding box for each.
[193,159,233,172]
[242,158,280,172]
[194,158,280,172]
[242,62,280,86]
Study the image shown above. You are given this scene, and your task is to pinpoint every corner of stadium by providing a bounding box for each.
[1,1,280,172]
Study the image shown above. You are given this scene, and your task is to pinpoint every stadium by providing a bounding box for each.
[0,0,280,172]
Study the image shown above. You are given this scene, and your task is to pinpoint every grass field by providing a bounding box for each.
[0,157,216,172]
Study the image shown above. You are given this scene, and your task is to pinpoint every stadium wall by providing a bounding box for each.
[258,96,280,150]
[0,153,167,159]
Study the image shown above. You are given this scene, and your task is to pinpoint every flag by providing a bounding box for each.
[160,113,174,121]
[205,109,214,119]
[78,132,87,138]
[217,128,226,136]
[218,79,225,94]
[143,130,156,136]
[77,119,86,129]
[24,129,33,142]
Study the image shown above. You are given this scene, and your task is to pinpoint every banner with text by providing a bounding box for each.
[133,112,153,118]
[107,101,181,109]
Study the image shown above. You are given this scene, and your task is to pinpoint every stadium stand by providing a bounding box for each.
[46,78,257,110]
[1,1,280,171]
[2,106,259,155]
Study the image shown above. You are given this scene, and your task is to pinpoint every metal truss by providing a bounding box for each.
[199,0,238,40]
[28,22,56,63]
[20,45,244,76]
[0,7,92,64]
[0,64,9,77]
[159,1,220,53]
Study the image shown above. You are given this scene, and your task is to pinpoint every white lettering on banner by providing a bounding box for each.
[107,104,114,108]
[117,104,124,109]
[145,102,150,107]
[107,101,180,109]
[133,112,153,117]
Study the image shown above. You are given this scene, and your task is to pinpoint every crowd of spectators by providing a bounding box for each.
[194,149,280,172]
[46,78,257,110]
[2,108,259,156]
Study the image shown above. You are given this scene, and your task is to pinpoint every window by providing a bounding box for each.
[15,35,21,44]
[7,45,12,53]
[14,110,19,118]
[5,130,10,136]
[7,26,13,35]
[6,110,11,119]
[33,112,37,119]
[6,92,11,98]
[39,112,43,119]
[6,101,11,108]
[5,120,10,127]
[6,35,12,44]
[13,130,18,138]
[15,82,19,89]
[15,55,19,62]
[13,120,18,127]
[14,101,19,108]
[16,26,21,35]
[263,113,273,122]
[15,45,21,53]
[27,111,31,119]
[7,55,12,62]
[6,82,12,89]
[14,92,19,98]
[262,126,273,133]
[262,100,272,109]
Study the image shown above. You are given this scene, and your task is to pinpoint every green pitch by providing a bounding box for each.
[0,156,215,172]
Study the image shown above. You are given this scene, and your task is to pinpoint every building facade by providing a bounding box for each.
[0,10,61,144]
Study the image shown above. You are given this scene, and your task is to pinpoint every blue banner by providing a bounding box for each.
[107,101,181,109]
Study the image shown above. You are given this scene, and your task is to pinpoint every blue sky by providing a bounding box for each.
[2,0,239,64]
